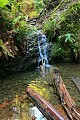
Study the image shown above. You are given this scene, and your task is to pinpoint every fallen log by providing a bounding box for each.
[49,67,80,120]
[72,76,80,92]
[26,87,65,120]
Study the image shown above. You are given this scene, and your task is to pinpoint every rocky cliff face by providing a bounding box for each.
[0,32,51,76]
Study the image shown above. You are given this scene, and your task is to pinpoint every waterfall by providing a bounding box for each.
[37,31,50,74]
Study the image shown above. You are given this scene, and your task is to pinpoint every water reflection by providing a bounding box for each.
[0,77,52,120]
[28,79,52,100]
[30,106,47,120]
[1,63,79,119]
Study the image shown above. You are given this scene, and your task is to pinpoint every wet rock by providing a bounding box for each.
[0,32,51,76]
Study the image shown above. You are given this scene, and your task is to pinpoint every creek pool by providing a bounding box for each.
[0,63,80,120]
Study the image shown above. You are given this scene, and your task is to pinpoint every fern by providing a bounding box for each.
[0,39,15,58]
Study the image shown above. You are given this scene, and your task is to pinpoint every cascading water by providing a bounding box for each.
[37,31,50,74]
[29,32,51,120]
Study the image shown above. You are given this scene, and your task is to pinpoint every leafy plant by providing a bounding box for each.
[58,33,78,58]
[43,1,80,62]
[0,0,9,8]
[0,39,15,57]
[34,0,45,13]
[51,32,79,61]
[51,42,65,59]
[43,1,80,39]
[58,33,76,44]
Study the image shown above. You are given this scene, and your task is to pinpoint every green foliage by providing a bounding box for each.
[0,0,26,57]
[43,1,80,37]
[58,33,78,52]
[43,0,49,5]
[51,33,78,61]
[44,19,59,31]
[43,1,80,61]
[43,19,60,41]
[34,0,45,13]
[11,13,37,42]
[0,0,8,8]
[15,24,37,42]
[12,16,22,24]
[58,33,76,44]
[51,42,65,59]
[26,24,37,37]
[0,39,14,57]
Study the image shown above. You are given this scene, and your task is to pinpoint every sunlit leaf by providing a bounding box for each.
[0,0,8,8]
[0,39,14,57]
[12,16,22,24]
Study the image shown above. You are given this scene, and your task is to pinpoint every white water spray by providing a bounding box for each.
[37,32,51,74]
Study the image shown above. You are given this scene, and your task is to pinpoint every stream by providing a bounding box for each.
[0,63,80,120]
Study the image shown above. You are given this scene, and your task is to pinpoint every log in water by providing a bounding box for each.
[26,87,65,120]
[72,76,80,92]
[49,67,80,120]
